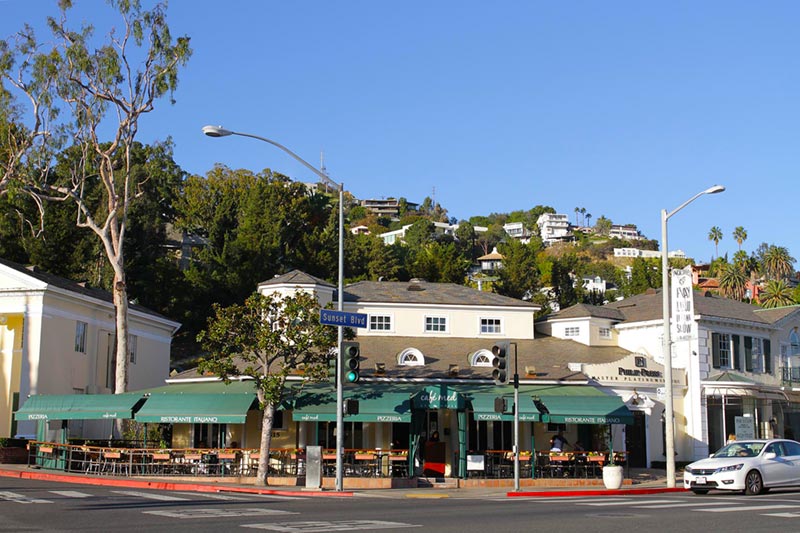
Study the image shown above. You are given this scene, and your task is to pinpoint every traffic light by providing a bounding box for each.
[492,341,509,385]
[494,396,508,413]
[344,398,360,416]
[341,341,361,384]
[328,351,338,387]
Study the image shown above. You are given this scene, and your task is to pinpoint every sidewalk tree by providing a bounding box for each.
[198,291,338,487]
[0,0,191,397]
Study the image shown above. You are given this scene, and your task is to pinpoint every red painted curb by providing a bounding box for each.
[507,487,688,497]
[0,468,353,497]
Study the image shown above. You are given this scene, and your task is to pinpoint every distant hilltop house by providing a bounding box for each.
[379,222,488,246]
[350,225,370,235]
[536,213,572,245]
[359,198,419,219]
[608,224,643,241]
[477,247,504,274]
[502,222,532,243]
[614,248,687,259]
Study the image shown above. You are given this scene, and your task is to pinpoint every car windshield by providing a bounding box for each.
[713,442,765,458]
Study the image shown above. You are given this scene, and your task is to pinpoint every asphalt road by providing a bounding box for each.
[2,477,800,532]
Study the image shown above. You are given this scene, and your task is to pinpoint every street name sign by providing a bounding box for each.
[319,309,368,328]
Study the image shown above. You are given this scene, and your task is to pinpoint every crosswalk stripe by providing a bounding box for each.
[248,493,307,501]
[763,512,800,518]
[49,490,92,498]
[634,501,737,509]
[174,491,250,501]
[579,499,675,507]
[111,490,190,501]
[696,504,798,513]
[0,491,52,504]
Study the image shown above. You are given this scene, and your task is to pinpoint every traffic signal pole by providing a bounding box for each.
[512,342,520,492]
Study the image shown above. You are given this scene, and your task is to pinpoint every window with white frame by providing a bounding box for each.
[75,321,87,353]
[369,315,392,331]
[398,348,425,366]
[599,327,611,338]
[129,335,138,364]
[425,316,447,333]
[713,333,732,369]
[470,349,494,367]
[564,326,580,337]
[751,337,763,373]
[791,331,800,356]
[480,318,502,334]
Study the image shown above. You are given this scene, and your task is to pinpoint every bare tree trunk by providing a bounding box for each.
[256,401,276,487]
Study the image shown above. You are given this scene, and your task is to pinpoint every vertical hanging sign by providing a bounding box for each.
[671,265,694,341]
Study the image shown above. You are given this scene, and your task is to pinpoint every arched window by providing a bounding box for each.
[469,349,494,367]
[398,348,425,366]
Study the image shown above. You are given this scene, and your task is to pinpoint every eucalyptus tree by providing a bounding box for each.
[708,226,723,258]
[0,1,191,395]
[760,279,796,308]
[732,226,748,250]
[718,262,747,301]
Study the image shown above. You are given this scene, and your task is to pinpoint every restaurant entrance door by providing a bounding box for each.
[625,411,647,467]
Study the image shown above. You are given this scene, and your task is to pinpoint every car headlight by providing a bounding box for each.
[715,463,744,473]
[685,466,693,474]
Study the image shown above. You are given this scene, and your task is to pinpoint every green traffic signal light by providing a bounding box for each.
[341,341,360,384]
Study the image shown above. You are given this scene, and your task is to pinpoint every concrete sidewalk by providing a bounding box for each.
[0,464,686,498]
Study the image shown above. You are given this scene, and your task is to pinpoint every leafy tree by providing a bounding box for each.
[198,291,337,486]
[620,257,660,297]
[761,245,795,281]
[550,254,580,309]
[409,241,469,283]
[732,226,748,251]
[594,216,612,236]
[403,219,435,250]
[454,220,477,261]
[0,1,191,395]
[760,280,795,308]
[718,262,747,301]
[476,223,506,256]
[494,239,540,300]
[708,226,723,258]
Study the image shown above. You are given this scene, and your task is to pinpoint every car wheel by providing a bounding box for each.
[744,470,764,495]
[691,489,709,495]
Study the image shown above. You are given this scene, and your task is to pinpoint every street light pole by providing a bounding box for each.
[202,125,347,491]
[661,184,724,488]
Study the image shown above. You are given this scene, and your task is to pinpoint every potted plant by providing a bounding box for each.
[601,426,624,489]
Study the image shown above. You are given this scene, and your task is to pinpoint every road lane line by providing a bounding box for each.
[579,499,674,506]
[49,490,92,498]
[111,490,190,501]
[696,504,798,513]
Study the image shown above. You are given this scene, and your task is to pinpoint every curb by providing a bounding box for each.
[0,468,353,498]
[507,487,688,498]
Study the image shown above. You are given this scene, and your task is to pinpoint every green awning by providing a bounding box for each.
[538,395,633,425]
[470,393,540,422]
[292,386,412,423]
[135,393,257,424]
[14,394,144,421]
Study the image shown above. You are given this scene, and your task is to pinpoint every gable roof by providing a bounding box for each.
[0,257,176,323]
[546,303,626,321]
[605,289,771,326]
[259,269,335,288]
[344,280,538,308]
[753,305,800,325]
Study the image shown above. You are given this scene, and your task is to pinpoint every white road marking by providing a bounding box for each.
[247,493,308,501]
[579,499,675,506]
[241,520,421,532]
[763,512,800,518]
[696,504,799,513]
[634,501,737,509]
[111,490,190,501]
[143,508,296,519]
[0,491,52,504]
[174,491,251,501]
[48,490,93,498]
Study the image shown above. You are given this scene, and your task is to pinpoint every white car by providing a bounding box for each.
[684,439,800,495]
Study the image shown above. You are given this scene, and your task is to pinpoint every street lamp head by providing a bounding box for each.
[704,185,725,195]
[202,125,233,138]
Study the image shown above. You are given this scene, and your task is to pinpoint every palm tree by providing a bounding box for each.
[574,207,580,225]
[718,262,747,301]
[585,213,592,228]
[760,279,796,308]
[762,245,795,281]
[580,207,586,226]
[732,226,747,250]
[708,226,723,258]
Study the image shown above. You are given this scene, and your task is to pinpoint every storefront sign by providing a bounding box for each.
[158,416,220,423]
[375,415,404,422]
[413,386,464,409]
[735,415,755,439]
[562,416,627,424]
[618,367,663,378]
[671,266,694,341]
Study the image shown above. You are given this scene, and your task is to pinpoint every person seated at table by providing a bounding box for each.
[549,430,569,452]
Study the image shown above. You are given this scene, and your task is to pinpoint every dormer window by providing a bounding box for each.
[469,349,494,367]
[398,348,425,366]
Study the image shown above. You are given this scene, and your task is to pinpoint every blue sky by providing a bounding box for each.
[3,1,799,264]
